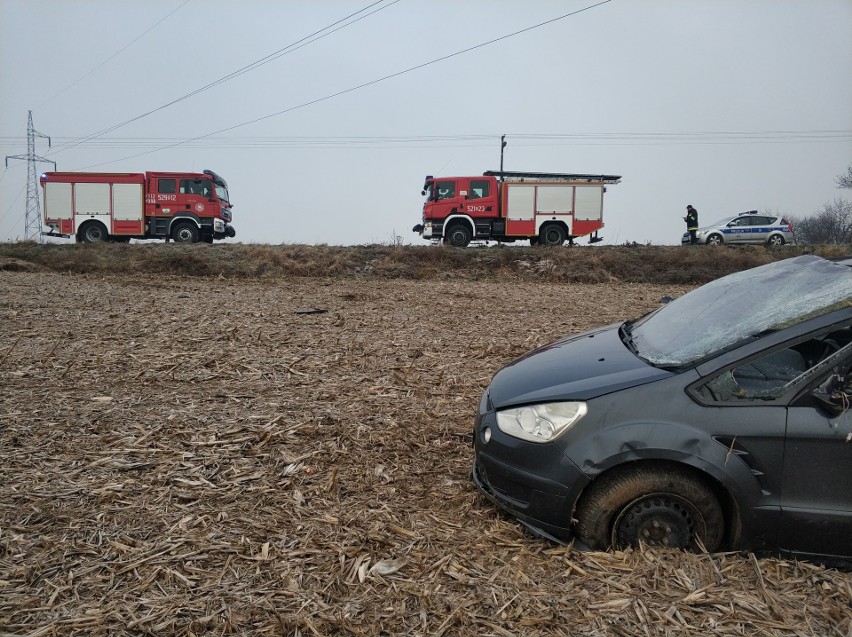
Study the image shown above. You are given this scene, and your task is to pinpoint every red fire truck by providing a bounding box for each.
[40,170,235,243]
[413,170,621,247]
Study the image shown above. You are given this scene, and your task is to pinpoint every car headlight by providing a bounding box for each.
[496,402,587,443]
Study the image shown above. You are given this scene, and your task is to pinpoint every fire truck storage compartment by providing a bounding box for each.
[74,183,110,218]
[112,184,143,222]
[44,179,144,234]
[535,185,574,214]
[44,182,73,222]
[506,186,535,221]
[574,186,603,221]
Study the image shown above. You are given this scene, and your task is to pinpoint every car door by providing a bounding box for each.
[725,216,750,243]
[748,216,773,244]
[780,349,852,557]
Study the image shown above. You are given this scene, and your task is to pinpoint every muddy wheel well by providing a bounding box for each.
[574,459,741,549]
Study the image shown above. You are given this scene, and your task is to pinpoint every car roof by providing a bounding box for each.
[710,212,781,225]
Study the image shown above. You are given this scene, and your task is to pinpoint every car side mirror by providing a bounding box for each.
[812,372,850,416]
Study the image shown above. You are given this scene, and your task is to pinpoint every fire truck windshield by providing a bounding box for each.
[215,184,229,203]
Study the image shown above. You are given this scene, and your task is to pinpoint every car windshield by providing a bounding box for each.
[706,216,735,228]
[628,256,852,367]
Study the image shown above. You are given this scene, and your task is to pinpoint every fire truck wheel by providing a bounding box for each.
[446,224,472,248]
[171,222,199,243]
[540,224,567,246]
[79,221,108,243]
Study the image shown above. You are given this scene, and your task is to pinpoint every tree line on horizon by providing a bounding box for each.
[789,164,852,244]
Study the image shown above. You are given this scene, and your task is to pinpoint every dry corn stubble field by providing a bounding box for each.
[1,267,851,636]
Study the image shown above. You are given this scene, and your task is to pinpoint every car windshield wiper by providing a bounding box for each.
[619,321,639,356]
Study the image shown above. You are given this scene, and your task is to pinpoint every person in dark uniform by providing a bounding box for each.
[684,205,699,244]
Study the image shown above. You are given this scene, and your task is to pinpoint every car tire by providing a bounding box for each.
[574,463,724,552]
[706,233,723,246]
[767,234,785,246]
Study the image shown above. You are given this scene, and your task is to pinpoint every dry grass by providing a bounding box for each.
[1,252,851,636]
[0,241,848,284]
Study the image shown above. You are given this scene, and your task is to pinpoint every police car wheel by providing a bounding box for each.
[707,233,723,246]
[768,235,784,246]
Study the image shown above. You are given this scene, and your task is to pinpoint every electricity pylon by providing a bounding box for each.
[5,111,56,242]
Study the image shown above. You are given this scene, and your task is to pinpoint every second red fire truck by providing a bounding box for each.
[41,169,236,243]
[414,170,621,247]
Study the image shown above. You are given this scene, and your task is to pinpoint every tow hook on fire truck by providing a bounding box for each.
[40,169,236,244]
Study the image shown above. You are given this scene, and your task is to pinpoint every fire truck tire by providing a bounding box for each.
[171,222,199,243]
[446,224,472,248]
[540,224,567,246]
[78,221,108,243]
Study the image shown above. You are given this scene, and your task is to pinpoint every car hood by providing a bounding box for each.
[696,224,723,233]
[488,323,673,408]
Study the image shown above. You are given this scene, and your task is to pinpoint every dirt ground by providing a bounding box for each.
[1,271,850,636]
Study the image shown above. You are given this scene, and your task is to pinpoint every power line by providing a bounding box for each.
[7,130,850,148]
[4,129,850,156]
[75,0,617,169]
[48,0,400,158]
[34,0,192,111]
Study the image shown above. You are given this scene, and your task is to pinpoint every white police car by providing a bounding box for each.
[683,211,796,246]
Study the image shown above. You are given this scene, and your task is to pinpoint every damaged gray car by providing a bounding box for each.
[473,255,852,561]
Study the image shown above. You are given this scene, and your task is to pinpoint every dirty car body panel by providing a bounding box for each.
[473,255,852,560]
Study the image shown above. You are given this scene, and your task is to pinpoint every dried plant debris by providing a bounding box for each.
[1,271,850,637]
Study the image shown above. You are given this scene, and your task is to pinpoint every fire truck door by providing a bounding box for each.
[460,178,495,218]
[433,179,460,220]
[180,178,212,216]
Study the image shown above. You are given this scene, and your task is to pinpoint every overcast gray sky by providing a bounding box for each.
[1,0,851,246]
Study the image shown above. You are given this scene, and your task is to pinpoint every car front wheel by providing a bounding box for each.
[574,463,724,552]
[706,233,723,246]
